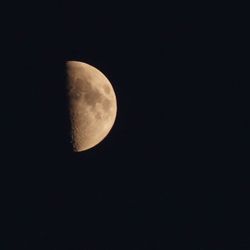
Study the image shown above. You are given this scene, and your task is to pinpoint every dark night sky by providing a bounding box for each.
[1,2,250,249]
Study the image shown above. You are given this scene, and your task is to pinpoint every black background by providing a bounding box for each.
[1,2,250,249]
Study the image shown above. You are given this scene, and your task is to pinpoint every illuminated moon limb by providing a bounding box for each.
[66,61,117,152]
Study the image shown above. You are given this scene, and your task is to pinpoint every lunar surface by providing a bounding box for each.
[66,61,117,152]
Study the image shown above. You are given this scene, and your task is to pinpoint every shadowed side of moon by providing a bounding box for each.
[66,61,117,152]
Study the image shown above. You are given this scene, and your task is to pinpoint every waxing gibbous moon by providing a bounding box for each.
[66,61,117,152]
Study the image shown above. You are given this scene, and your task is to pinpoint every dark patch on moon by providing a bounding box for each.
[84,86,103,106]
[95,112,102,120]
[69,77,113,114]
[69,78,102,106]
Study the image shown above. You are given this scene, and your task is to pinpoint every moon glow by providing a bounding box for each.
[66,61,117,152]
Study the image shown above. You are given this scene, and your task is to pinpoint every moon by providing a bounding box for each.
[66,61,117,152]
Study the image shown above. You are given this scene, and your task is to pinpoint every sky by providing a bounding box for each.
[1,2,250,249]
